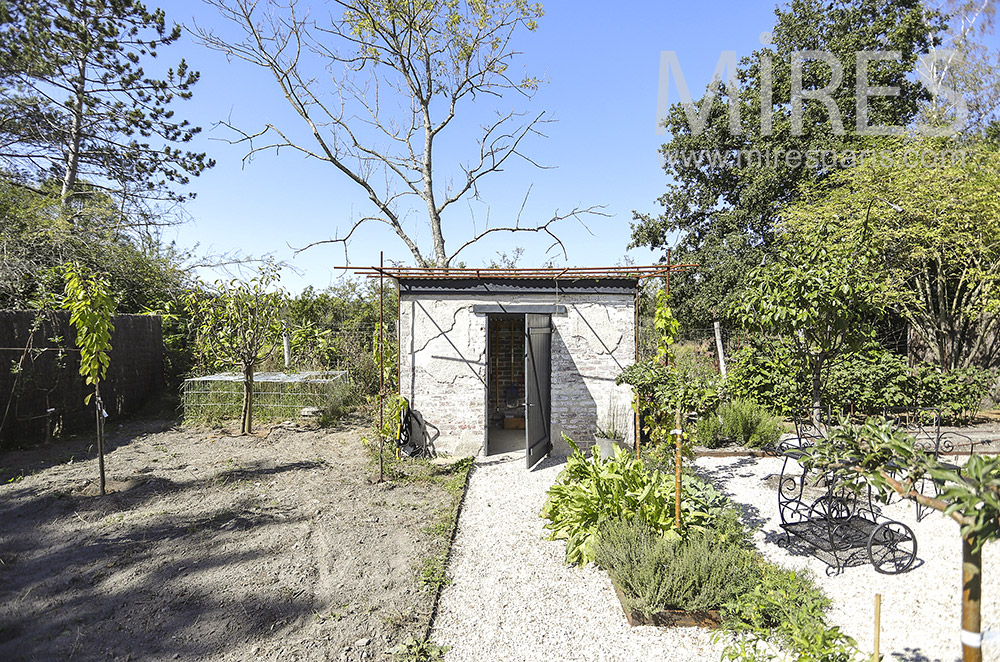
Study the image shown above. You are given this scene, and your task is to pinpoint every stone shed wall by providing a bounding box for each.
[399,290,635,458]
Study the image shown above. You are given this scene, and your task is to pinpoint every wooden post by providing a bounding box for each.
[873,593,881,662]
[378,251,384,483]
[634,283,640,457]
[713,320,727,377]
[674,408,682,529]
[962,535,983,662]
[282,319,291,369]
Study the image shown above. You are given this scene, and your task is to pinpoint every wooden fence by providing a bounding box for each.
[0,311,163,447]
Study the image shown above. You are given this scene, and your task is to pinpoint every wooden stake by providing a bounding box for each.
[282,319,291,369]
[378,251,384,483]
[713,320,727,377]
[674,408,682,530]
[96,384,105,496]
[873,593,881,662]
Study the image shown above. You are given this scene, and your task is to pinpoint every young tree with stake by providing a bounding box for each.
[186,265,284,435]
[739,236,887,426]
[61,265,115,496]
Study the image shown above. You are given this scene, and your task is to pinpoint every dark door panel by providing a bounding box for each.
[525,314,551,469]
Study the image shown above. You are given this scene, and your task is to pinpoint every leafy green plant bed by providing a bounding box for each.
[695,398,786,449]
[542,438,864,658]
[541,437,731,566]
[594,511,759,624]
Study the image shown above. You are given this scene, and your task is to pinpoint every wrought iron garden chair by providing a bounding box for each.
[882,407,960,521]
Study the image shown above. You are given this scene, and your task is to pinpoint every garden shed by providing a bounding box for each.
[364,266,679,468]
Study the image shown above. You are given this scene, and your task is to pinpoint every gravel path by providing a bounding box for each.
[434,450,999,662]
[433,452,723,661]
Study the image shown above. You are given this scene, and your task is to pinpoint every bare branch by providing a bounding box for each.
[196,0,593,267]
[447,194,608,264]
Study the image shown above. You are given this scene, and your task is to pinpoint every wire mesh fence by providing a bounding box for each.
[181,317,400,425]
[255,320,399,394]
[182,371,350,423]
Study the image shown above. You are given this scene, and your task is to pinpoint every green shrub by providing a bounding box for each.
[823,346,911,413]
[541,437,731,566]
[695,411,725,448]
[729,340,993,424]
[318,380,362,425]
[707,505,755,550]
[182,374,353,425]
[914,364,993,424]
[595,517,760,616]
[727,341,807,416]
[719,399,785,448]
[716,563,862,662]
[541,437,677,566]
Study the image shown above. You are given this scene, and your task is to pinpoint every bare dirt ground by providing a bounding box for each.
[0,416,463,662]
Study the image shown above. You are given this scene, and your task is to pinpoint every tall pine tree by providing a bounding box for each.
[0,0,212,220]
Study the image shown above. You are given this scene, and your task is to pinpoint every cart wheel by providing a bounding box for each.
[809,495,851,522]
[867,521,917,574]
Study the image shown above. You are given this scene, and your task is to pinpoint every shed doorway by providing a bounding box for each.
[486,314,525,455]
[485,313,552,468]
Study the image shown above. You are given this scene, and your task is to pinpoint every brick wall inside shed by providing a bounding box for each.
[399,291,635,457]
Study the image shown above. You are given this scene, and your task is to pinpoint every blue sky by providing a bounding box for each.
[158,1,819,292]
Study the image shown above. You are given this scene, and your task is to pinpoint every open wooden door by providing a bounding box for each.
[525,314,552,468]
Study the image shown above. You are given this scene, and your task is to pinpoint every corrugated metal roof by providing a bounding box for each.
[349,265,688,280]
[397,278,637,296]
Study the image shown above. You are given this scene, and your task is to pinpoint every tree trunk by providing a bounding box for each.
[962,535,983,662]
[95,382,106,496]
[811,360,823,427]
[61,57,88,206]
[242,366,254,435]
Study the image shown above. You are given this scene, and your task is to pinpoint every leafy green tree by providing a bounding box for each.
[0,0,212,215]
[632,0,942,328]
[0,172,192,312]
[196,0,597,267]
[783,138,1000,369]
[60,265,115,495]
[186,265,284,435]
[738,237,886,425]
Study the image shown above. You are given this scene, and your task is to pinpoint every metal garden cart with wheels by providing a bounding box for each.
[776,443,918,576]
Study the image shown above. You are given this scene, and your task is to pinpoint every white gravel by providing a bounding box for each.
[433,451,999,662]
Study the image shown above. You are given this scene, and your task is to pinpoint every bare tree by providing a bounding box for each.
[920,0,1000,134]
[194,0,600,267]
